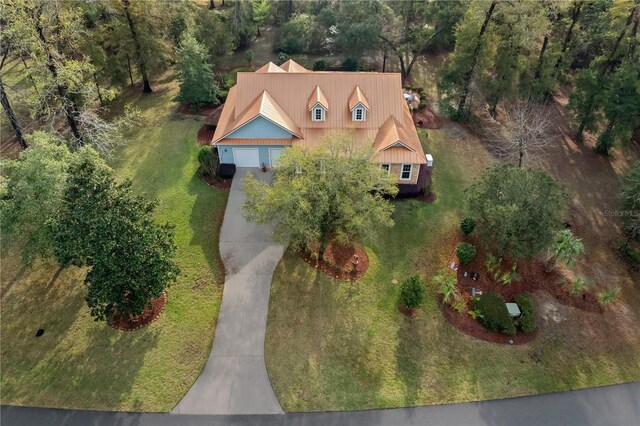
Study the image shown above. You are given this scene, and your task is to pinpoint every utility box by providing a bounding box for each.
[425,154,434,168]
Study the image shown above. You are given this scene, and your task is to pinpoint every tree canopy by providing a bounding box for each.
[49,148,179,320]
[175,33,220,109]
[466,163,568,259]
[242,133,398,256]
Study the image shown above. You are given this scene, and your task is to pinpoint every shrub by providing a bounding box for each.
[399,275,425,309]
[456,242,477,265]
[475,292,516,335]
[313,60,330,71]
[460,218,476,235]
[564,276,593,294]
[341,57,360,71]
[513,293,536,333]
[598,287,620,306]
[198,146,219,178]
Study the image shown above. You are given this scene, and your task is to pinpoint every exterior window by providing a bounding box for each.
[312,106,325,121]
[354,107,365,121]
[381,164,390,173]
[401,164,412,180]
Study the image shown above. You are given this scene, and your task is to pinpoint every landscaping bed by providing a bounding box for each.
[108,292,167,331]
[299,239,369,280]
[454,235,602,314]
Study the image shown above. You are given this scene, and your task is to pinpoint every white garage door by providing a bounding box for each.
[269,148,285,167]
[233,148,260,167]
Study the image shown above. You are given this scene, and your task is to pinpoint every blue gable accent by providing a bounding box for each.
[225,116,293,139]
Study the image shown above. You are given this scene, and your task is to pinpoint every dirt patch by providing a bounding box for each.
[413,107,442,129]
[200,174,232,190]
[108,292,167,331]
[398,303,417,317]
[299,240,369,280]
[438,295,537,345]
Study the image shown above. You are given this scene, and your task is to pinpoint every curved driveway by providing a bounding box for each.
[173,168,285,415]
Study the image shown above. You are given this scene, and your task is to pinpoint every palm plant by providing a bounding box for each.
[598,287,620,306]
[546,230,585,272]
[434,268,457,305]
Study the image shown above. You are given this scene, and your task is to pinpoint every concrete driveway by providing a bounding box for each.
[173,168,285,415]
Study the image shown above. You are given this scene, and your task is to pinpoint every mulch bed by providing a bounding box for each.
[438,294,537,345]
[299,240,369,280]
[413,106,442,129]
[200,174,232,190]
[456,235,602,313]
[197,125,216,146]
[108,292,167,331]
[437,234,604,344]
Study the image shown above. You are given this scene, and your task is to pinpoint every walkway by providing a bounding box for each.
[173,168,285,415]
[2,382,639,426]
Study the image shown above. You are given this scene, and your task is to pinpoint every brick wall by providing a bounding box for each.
[389,163,420,185]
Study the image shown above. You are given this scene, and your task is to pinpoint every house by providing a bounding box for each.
[212,59,429,193]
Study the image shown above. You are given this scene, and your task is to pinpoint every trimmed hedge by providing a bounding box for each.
[460,218,476,235]
[476,292,516,335]
[513,293,536,333]
[456,242,477,265]
[399,275,425,309]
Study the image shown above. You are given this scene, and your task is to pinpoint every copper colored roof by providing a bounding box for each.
[348,86,370,111]
[307,86,329,110]
[213,62,426,165]
[214,90,302,142]
[280,59,309,73]
[255,62,286,73]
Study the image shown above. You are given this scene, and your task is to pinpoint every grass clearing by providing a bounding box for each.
[0,76,228,411]
[264,124,640,411]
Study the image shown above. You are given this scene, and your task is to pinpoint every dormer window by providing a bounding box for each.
[353,107,365,122]
[312,106,326,122]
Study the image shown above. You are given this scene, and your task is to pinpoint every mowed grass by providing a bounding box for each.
[264,125,640,411]
[0,77,228,411]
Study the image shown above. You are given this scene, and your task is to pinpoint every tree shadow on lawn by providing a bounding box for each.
[395,316,429,407]
[187,173,227,278]
[1,259,160,410]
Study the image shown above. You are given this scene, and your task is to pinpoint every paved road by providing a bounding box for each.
[173,168,285,415]
[2,382,639,426]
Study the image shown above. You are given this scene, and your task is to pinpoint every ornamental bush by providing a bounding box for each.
[475,292,516,335]
[399,275,425,309]
[513,293,536,333]
[198,146,219,178]
[460,218,476,235]
[456,242,477,265]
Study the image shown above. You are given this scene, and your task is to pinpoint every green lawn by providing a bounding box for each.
[264,126,640,411]
[0,77,228,411]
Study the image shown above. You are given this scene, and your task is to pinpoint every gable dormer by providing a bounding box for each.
[348,86,370,122]
[308,86,329,122]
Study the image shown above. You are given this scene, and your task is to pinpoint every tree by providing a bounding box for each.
[0,41,27,149]
[121,0,152,92]
[620,163,640,249]
[484,100,556,168]
[252,0,271,36]
[334,1,383,60]
[379,1,466,82]
[466,163,568,259]
[1,132,71,264]
[438,0,497,119]
[546,229,585,272]
[244,49,254,67]
[242,133,398,258]
[175,34,219,109]
[49,148,179,321]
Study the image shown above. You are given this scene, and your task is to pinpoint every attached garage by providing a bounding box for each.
[232,148,260,167]
[269,148,285,167]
